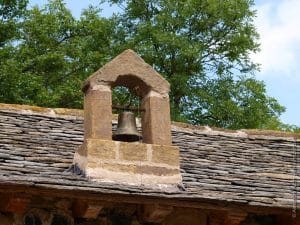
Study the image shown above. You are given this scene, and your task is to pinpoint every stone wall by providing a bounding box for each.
[73,139,181,185]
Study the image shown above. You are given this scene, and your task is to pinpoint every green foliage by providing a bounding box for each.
[0,0,294,131]
[0,0,115,108]
[276,123,300,134]
[107,0,284,129]
[0,0,28,46]
[184,76,285,129]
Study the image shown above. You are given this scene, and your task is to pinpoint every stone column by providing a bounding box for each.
[141,91,172,145]
[84,84,112,140]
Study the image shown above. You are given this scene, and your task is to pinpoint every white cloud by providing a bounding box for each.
[252,0,300,80]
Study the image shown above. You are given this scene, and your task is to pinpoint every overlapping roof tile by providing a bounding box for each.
[0,104,299,209]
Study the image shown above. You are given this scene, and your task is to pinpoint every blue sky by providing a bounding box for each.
[252,0,300,126]
[29,0,300,126]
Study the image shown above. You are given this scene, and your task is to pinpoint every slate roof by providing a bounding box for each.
[0,104,299,211]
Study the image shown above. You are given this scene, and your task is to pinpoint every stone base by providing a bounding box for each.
[73,139,182,186]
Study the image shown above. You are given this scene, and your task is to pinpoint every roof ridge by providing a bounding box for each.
[0,103,83,117]
[0,103,299,140]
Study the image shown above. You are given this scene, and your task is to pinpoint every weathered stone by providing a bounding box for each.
[83,49,170,97]
[74,49,179,185]
[97,162,137,174]
[151,145,180,167]
[84,86,112,140]
[86,139,116,160]
[81,50,173,146]
[119,142,147,162]
[136,165,179,176]
[142,93,172,145]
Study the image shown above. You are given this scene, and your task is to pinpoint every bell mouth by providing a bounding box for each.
[112,134,142,142]
[113,111,142,142]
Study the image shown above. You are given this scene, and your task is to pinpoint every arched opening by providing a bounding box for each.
[110,75,152,143]
[112,86,141,114]
[24,214,42,225]
[113,74,151,98]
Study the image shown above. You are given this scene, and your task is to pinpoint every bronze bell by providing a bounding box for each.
[113,111,142,142]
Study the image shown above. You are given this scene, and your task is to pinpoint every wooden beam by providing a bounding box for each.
[72,200,103,219]
[164,208,207,225]
[139,204,173,223]
[0,195,30,213]
[0,184,298,216]
[208,211,227,225]
[209,216,224,225]
[112,104,145,112]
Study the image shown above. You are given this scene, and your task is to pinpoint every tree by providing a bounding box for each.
[106,0,285,129]
[0,0,115,108]
[0,0,28,46]
[0,0,29,104]
[0,0,288,130]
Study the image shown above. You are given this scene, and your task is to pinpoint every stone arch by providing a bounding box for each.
[113,74,151,98]
[23,209,50,225]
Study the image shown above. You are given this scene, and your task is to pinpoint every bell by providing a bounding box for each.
[113,111,142,142]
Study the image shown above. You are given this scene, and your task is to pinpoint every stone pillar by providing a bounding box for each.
[141,91,172,145]
[84,84,112,140]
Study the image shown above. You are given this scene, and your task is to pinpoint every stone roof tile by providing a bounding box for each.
[0,104,299,209]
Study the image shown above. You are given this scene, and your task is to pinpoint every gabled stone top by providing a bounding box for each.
[83,49,170,97]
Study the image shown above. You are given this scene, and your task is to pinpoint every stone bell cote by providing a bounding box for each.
[73,49,182,186]
[82,49,172,145]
